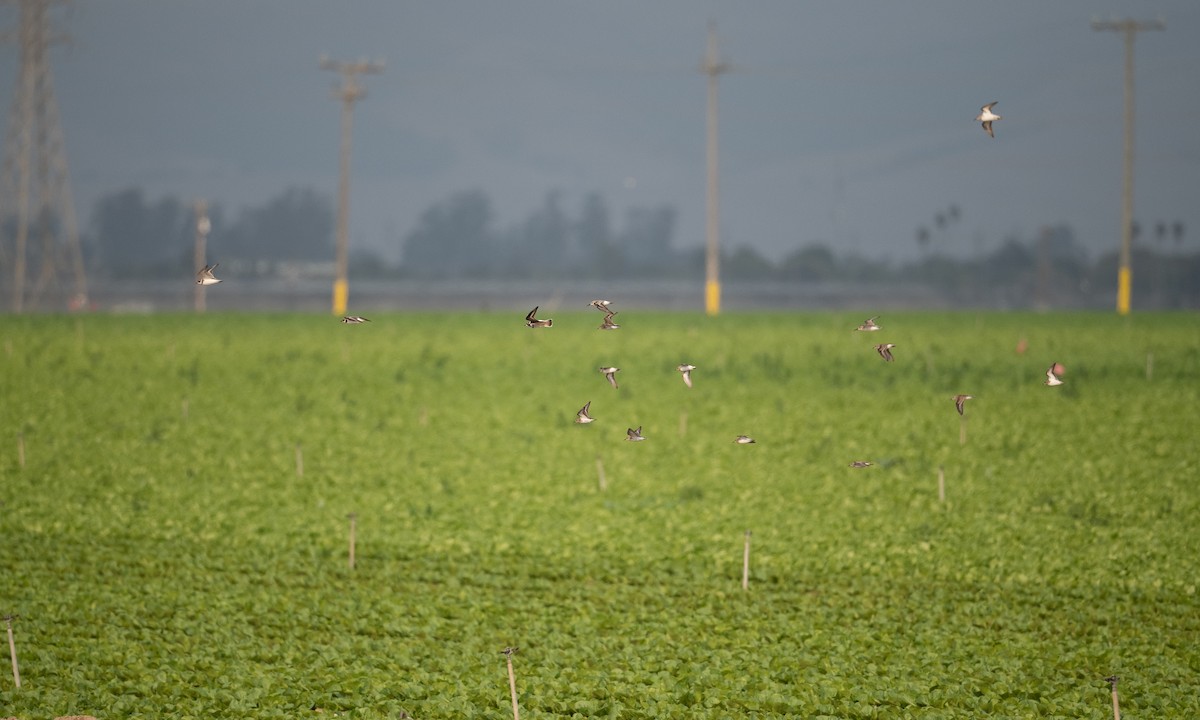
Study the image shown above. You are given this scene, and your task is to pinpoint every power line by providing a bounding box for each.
[1092,17,1164,316]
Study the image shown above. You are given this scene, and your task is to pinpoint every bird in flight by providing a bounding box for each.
[849,460,873,468]
[589,299,614,312]
[875,343,896,362]
[953,394,974,416]
[677,363,696,388]
[599,310,620,330]
[1044,363,1064,386]
[600,366,620,389]
[734,435,756,444]
[626,426,645,442]
[855,316,881,332]
[525,306,552,328]
[575,401,595,424]
[976,101,1002,138]
[196,264,221,286]
[341,316,370,324]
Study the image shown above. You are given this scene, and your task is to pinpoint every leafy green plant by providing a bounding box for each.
[1,311,1198,718]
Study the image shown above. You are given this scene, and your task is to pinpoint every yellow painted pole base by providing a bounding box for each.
[705,280,721,316]
[1116,267,1131,316]
[332,279,349,316]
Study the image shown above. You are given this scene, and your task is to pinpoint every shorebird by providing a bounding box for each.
[874,343,896,362]
[575,401,595,424]
[341,316,370,324]
[525,306,553,328]
[1044,363,1064,386]
[855,316,881,332]
[589,299,613,312]
[600,366,620,389]
[849,461,873,468]
[734,435,756,444]
[196,264,221,286]
[599,310,620,330]
[976,101,1002,138]
[953,394,974,416]
[500,646,519,657]
[677,363,696,388]
[626,426,645,441]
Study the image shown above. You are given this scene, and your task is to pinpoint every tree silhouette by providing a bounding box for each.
[401,189,495,278]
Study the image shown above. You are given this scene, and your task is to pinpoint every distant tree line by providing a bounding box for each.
[74,184,1200,308]
[400,189,679,279]
[85,186,334,278]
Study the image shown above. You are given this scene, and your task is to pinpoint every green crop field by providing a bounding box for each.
[2,311,1199,719]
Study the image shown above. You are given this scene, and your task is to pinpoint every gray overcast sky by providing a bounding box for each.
[4,1,1198,265]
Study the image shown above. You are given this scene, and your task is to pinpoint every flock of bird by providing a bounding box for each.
[193,99,1065,464]
[525,300,708,445]
[519,298,1066,465]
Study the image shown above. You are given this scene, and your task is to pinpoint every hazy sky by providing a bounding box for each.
[4,1,1198,266]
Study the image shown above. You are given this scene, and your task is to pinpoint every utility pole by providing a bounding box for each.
[0,0,86,313]
[319,55,382,317]
[1092,17,1164,315]
[192,200,210,313]
[700,21,730,316]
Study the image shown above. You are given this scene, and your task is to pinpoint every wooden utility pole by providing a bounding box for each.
[0,0,87,313]
[701,22,730,316]
[1092,18,1164,315]
[192,200,210,313]
[319,55,382,317]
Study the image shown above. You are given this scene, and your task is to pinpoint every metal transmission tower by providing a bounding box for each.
[1092,17,1164,315]
[700,21,731,316]
[319,55,382,317]
[0,0,86,313]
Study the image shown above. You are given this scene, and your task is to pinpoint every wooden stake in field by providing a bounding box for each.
[959,416,967,446]
[937,465,945,504]
[679,410,688,438]
[295,443,304,478]
[4,614,19,688]
[501,646,520,720]
[346,513,357,570]
[742,530,752,591]
[595,455,606,492]
[16,432,24,469]
[1106,675,1120,720]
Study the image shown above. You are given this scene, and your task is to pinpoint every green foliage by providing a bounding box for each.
[2,311,1199,718]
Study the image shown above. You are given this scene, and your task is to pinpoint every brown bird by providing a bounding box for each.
[626,426,645,441]
[874,343,896,362]
[196,263,221,285]
[855,316,881,332]
[599,366,620,389]
[953,394,974,416]
[525,306,552,328]
[575,401,595,424]
[849,461,873,468]
[599,310,620,330]
[341,316,370,324]
[1044,363,1064,386]
[676,363,696,388]
[976,101,1002,138]
[589,299,614,312]
[734,435,756,444]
